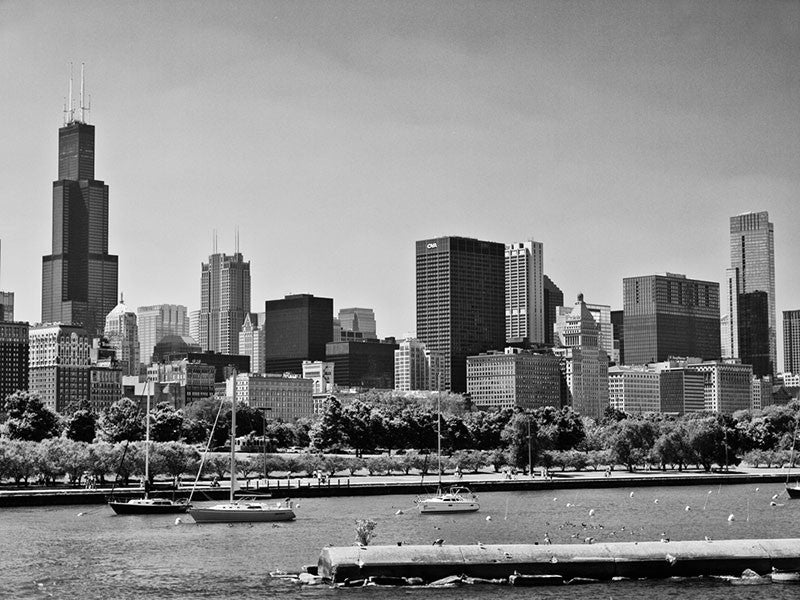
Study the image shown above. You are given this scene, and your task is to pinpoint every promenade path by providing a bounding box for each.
[1,465,796,507]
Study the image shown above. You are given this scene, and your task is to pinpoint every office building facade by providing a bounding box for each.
[199,251,250,355]
[784,310,800,375]
[41,102,118,336]
[416,236,505,393]
[543,275,563,346]
[724,211,776,375]
[28,323,92,412]
[608,366,660,414]
[0,321,29,401]
[137,304,190,366]
[239,312,266,374]
[686,360,753,414]
[229,372,314,420]
[265,294,333,374]
[394,337,442,391]
[104,297,139,376]
[467,348,562,410]
[505,240,544,345]
[325,339,399,389]
[337,308,377,339]
[623,273,720,365]
[0,291,13,322]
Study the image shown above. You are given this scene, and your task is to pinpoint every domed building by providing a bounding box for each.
[104,295,140,376]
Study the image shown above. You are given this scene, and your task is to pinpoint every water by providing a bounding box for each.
[2,482,799,599]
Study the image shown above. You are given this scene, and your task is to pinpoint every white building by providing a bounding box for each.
[686,360,753,414]
[505,240,544,344]
[555,302,614,359]
[228,372,314,420]
[302,360,335,395]
[28,323,91,412]
[467,348,561,410]
[394,337,442,391]
[105,297,139,376]
[239,312,266,373]
[608,365,660,414]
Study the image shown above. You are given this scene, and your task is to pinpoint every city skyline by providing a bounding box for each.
[1,2,798,367]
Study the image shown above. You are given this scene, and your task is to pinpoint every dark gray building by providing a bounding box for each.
[325,339,399,389]
[265,294,333,374]
[623,273,720,365]
[41,109,118,336]
[0,321,29,401]
[416,236,505,393]
[543,275,563,346]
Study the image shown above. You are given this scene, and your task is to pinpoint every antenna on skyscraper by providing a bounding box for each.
[235,226,239,254]
[79,62,88,123]
[65,62,75,124]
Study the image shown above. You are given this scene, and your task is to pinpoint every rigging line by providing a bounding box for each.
[187,397,226,504]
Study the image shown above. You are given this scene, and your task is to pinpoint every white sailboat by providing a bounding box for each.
[188,370,296,523]
[417,391,479,514]
[109,381,190,515]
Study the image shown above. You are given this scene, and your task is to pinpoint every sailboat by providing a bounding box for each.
[786,422,800,499]
[417,390,479,514]
[188,370,296,523]
[109,381,190,515]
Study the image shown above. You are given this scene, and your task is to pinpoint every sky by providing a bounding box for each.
[1,1,798,365]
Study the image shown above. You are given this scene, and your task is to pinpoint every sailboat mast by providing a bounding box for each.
[437,388,442,487]
[145,380,150,489]
[230,369,237,504]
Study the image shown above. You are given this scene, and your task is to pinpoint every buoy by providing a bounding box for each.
[486,515,492,521]
[589,509,596,517]
[553,497,558,502]
[755,487,759,492]
[76,512,85,517]
[630,492,635,498]
[772,494,779,500]
[728,514,735,522]
[175,517,182,525]
[566,503,572,507]
[654,499,659,504]
[395,509,404,515]
[685,506,691,511]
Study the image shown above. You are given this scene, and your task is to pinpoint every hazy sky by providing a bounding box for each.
[1,1,798,364]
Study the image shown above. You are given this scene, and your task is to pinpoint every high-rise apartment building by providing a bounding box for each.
[199,251,250,354]
[543,275,563,346]
[104,297,139,376]
[611,309,624,365]
[416,236,505,393]
[622,273,720,365]
[264,294,333,374]
[467,348,562,410]
[137,304,189,366]
[505,241,544,345]
[0,321,29,401]
[239,312,266,374]
[337,308,377,339]
[724,211,776,376]
[41,73,118,336]
[784,310,800,375]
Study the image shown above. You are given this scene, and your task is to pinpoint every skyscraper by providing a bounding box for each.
[239,312,266,373]
[338,307,377,339]
[416,236,505,393]
[543,275,563,346]
[104,296,139,376]
[199,251,250,354]
[784,310,800,374]
[264,294,333,374]
[136,304,190,366]
[42,68,118,336]
[623,273,720,364]
[724,211,776,376]
[505,240,544,344]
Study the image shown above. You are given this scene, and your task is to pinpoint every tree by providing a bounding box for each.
[150,403,184,442]
[650,422,695,471]
[606,419,657,471]
[97,398,145,443]
[309,397,346,451]
[0,391,61,442]
[63,406,97,443]
[500,411,540,469]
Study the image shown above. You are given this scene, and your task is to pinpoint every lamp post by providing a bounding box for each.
[257,406,272,480]
[527,415,533,478]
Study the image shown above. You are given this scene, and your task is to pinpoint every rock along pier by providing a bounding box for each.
[318,538,800,584]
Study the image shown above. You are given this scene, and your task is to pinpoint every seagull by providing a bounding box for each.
[665,553,677,566]
[432,539,444,546]
[395,509,404,515]
[76,512,86,517]
[660,533,670,543]
[397,542,403,546]
[704,536,712,542]
[174,517,182,525]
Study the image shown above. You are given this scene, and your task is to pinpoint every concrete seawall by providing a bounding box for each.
[318,538,800,583]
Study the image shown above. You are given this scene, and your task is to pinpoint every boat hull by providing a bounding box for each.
[109,499,190,515]
[418,500,480,514]
[188,505,296,523]
[787,485,800,499]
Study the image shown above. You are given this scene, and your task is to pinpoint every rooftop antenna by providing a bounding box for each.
[235,226,239,254]
[79,62,86,123]
[65,62,75,124]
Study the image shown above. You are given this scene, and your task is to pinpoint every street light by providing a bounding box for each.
[256,406,272,480]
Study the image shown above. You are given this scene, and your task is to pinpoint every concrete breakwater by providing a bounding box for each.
[0,470,791,506]
[317,538,800,584]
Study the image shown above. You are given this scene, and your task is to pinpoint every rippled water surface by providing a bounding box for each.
[2,482,799,599]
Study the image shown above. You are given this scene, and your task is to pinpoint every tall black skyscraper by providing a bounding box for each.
[42,67,118,336]
[264,294,333,374]
[416,236,505,393]
[543,275,563,346]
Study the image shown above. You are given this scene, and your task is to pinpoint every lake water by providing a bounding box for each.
[2,482,799,599]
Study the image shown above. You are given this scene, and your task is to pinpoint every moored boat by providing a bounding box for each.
[417,486,480,513]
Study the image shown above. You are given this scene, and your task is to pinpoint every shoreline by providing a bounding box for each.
[1,467,796,507]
